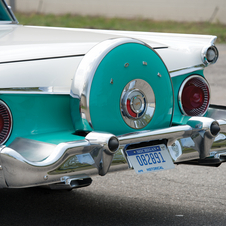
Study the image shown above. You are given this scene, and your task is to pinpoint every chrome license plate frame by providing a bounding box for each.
[126,144,175,174]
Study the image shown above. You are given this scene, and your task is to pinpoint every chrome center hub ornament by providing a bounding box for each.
[121,79,155,129]
[123,90,146,119]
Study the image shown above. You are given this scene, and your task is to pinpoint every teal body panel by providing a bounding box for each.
[89,43,174,135]
[70,97,93,132]
[0,94,84,146]
[171,70,204,125]
[0,68,206,147]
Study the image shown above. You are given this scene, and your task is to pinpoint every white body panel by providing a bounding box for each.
[0,25,217,90]
[0,57,83,92]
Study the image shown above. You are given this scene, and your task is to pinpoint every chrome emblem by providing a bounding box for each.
[122,90,146,119]
[121,79,155,129]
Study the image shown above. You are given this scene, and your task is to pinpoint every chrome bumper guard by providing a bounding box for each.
[1,105,226,189]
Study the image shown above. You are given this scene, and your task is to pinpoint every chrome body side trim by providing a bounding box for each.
[0,66,206,96]
[0,67,207,95]
[169,65,204,77]
[0,87,70,95]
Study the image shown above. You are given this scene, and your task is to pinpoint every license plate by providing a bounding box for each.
[126,144,175,174]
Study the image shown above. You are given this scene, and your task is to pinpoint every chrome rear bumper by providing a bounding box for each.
[1,105,226,189]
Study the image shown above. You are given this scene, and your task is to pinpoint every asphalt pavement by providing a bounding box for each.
[0,45,226,226]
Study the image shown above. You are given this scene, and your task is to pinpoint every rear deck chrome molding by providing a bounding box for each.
[1,114,226,188]
[0,54,85,65]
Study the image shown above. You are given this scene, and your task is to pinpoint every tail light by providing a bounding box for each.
[179,75,210,116]
[0,100,12,144]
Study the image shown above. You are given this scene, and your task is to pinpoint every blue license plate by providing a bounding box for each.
[126,144,174,174]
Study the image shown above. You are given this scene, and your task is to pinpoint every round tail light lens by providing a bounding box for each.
[179,75,210,116]
[0,100,12,144]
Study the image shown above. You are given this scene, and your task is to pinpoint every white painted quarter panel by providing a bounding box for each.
[92,29,217,74]
[156,47,203,76]
[0,25,217,82]
[0,56,83,91]
[91,29,216,46]
[0,25,165,63]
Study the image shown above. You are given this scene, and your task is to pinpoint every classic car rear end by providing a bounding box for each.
[0,0,226,190]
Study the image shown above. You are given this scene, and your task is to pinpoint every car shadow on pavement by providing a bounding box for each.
[0,186,224,226]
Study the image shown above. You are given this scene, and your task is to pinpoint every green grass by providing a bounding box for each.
[15,13,226,43]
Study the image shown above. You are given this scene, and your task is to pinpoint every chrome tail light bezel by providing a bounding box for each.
[0,100,12,145]
[178,75,210,117]
[201,45,219,66]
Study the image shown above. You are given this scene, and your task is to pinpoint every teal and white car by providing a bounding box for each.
[0,0,225,190]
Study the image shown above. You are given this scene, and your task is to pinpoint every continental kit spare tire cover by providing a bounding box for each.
[71,38,174,136]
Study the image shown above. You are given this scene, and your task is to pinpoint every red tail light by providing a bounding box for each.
[0,100,12,144]
[179,75,210,116]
